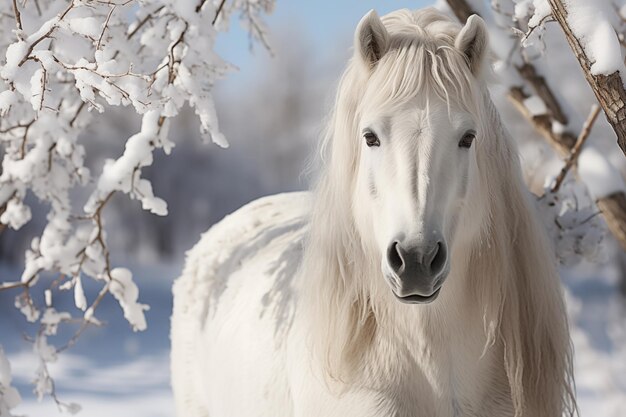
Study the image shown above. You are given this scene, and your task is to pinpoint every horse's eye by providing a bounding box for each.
[364,131,380,147]
[459,131,475,149]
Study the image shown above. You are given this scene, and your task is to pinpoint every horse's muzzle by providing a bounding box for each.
[385,238,448,303]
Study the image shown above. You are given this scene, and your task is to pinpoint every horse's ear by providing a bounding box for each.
[355,10,389,69]
[455,14,488,75]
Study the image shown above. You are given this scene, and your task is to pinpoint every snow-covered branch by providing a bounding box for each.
[548,0,626,157]
[0,0,274,413]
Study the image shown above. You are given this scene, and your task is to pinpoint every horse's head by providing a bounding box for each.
[350,10,490,304]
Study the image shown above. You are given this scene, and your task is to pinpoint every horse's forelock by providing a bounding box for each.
[370,9,478,110]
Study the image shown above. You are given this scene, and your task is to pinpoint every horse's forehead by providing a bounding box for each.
[386,99,473,134]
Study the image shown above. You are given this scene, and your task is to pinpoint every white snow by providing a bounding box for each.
[0,198,32,230]
[578,147,626,199]
[552,120,566,135]
[0,42,29,79]
[564,0,625,76]
[0,90,17,115]
[528,0,551,27]
[109,268,149,331]
[523,95,548,116]
[0,346,21,415]
[10,351,173,417]
[74,276,87,311]
[41,308,72,336]
[514,0,551,27]
[66,17,102,39]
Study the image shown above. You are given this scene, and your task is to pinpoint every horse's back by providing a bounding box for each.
[171,192,310,417]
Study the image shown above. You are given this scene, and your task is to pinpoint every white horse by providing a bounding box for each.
[171,8,576,417]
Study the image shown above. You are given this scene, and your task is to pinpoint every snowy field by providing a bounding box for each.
[0,263,178,417]
[1,261,625,417]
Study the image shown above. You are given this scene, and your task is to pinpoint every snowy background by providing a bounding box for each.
[1,0,626,416]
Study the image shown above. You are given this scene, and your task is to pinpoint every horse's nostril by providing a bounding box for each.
[429,241,446,274]
[387,241,404,273]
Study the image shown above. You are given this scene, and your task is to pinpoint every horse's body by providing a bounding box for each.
[172,8,576,417]
[172,192,511,416]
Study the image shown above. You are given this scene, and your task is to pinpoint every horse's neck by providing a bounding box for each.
[398,271,488,356]
[371,253,501,402]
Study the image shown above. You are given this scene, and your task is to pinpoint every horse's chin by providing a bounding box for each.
[392,287,441,304]
[381,261,449,304]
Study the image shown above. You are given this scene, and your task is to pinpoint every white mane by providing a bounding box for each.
[301,8,576,416]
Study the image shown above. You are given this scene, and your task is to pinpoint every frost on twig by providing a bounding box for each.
[0,0,274,411]
[539,181,607,266]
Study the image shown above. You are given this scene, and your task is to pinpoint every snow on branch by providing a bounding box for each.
[548,0,626,157]
[0,0,274,412]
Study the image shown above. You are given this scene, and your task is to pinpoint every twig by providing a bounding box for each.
[127,6,164,39]
[212,0,227,24]
[12,0,22,31]
[0,121,35,134]
[18,1,75,67]
[551,104,601,192]
[517,63,568,124]
[69,101,85,127]
[19,119,35,158]
[96,5,117,50]
[0,281,26,291]
[520,14,554,45]
[33,0,42,17]
[31,56,48,111]
[507,86,576,155]
[57,283,109,353]
[0,265,41,293]
[167,23,188,83]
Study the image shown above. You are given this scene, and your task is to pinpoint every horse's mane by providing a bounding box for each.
[301,8,575,417]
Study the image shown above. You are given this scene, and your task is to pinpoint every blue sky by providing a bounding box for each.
[215,1,434,84]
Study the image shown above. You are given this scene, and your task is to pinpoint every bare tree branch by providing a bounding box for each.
[517,63,568,124]
[96,5,117,50]
[552,104,601,192]
[212,0,227,24]
[12,0,22,31]
[508,86,577,155]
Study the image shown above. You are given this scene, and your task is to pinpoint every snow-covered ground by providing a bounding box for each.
[565,262,626,416]
[2,261,625,417]
[0,263,179,417]
[9,352,173,417]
